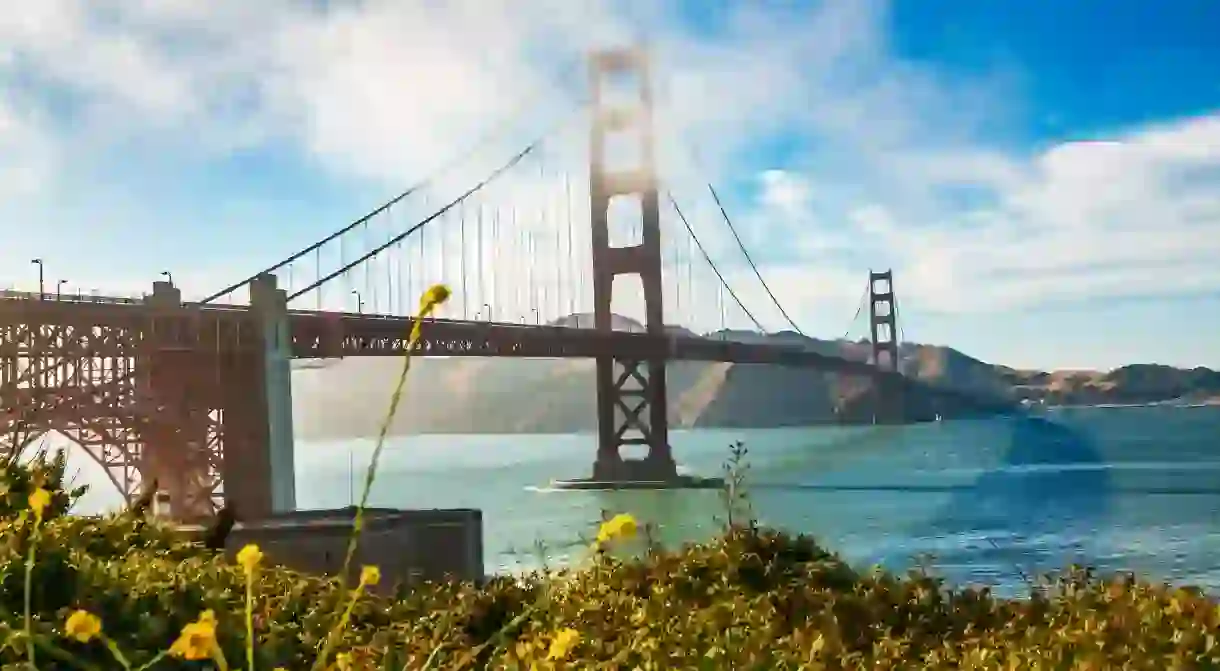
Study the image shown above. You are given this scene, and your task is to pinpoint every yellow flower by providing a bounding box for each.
[360,565,381,587]
[28,487,50,521]
[419,284,451,313]
[596,513,639,544]
[169,610,218,661]
[64,609,101,643]
[546,628,579,661]
[334,652,352,670]
[236,544,263,574]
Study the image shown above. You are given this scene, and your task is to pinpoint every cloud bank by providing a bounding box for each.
[1,0,1218,356]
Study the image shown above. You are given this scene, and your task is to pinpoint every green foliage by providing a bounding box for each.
[1,455,1217,670]
[0,449,84,522]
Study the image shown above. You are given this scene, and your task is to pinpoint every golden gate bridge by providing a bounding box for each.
[0,48,925,521]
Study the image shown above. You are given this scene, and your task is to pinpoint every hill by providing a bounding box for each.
[290,315,1220,439]
[291,317,1019,440]
[1000,363,1220,406]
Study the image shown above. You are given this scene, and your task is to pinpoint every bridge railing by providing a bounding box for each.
[0,289,145,305]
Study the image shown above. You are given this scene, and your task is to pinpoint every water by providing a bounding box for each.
[291,405,1220,595]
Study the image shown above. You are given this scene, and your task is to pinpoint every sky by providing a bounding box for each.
[3,0,1220,371]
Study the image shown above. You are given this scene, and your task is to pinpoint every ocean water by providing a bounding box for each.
[289,405,1220,595]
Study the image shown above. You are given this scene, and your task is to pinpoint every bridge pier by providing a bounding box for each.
[216,349,272,518]
[250,274,297,514]
[140,281,219,519]
[134,277,295,521]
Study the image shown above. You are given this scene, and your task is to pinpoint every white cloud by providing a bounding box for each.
[1,0,1217,342]
[853,114,1220,314]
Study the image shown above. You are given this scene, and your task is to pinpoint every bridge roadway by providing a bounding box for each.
[0,289,884,377]
[288,311,883,375]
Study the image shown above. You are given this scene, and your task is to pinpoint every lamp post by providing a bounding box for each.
[56,279,67,300]
[30,259,43,300]
[161,271,174,286]
[351,290,363,315]
[482,303,491,322]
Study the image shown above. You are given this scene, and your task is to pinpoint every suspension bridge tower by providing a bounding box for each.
[868,269,906,423]
[586,47,677,483]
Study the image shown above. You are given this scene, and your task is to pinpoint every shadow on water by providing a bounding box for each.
[932,413,1110,534]
[913,412,1112,584]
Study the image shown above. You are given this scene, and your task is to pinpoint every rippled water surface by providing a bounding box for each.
[276,405,1220,594]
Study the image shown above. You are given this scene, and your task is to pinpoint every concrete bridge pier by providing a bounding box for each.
[250,273,297,515]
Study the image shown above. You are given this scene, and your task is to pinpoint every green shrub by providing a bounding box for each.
[2,483,1218,670]
[0,448,84,522]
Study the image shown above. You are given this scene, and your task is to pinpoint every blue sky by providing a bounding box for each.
[2,0,1220,371]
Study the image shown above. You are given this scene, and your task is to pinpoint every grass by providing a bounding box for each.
[1,283,1219,669]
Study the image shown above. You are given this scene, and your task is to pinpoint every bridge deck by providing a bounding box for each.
[288,313,880,375]
[0,293,880,375]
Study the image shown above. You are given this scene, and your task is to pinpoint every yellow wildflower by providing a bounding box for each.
[360,565,381,587]
[334,652,352,670]
[419,284,451,313]
[596,513,639,544]
[28,487,50,521]
[236,544,263,574]
[169,610,218,661]
[64,610,101,643]
[546,628,579,661]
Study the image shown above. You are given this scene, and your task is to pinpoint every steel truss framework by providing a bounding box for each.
[0,299,265,519]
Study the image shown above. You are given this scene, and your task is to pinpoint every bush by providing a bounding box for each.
[3,472,1219,669]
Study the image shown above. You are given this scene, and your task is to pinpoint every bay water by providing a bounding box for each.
[284,405,1220,595]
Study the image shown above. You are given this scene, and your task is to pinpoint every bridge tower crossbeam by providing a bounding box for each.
[588,47,676,482]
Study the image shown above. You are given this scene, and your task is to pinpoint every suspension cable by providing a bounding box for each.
[286,126,557,302]
[200,58,587,304]
[842,278,871,340]
[705,184,806,335]
[666,191,765,332]
[651,97,809,336]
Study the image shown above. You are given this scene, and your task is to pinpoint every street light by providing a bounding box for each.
[531,308,539,325]
[351,290,363,315]
[30,259,43,299]
[161,271,174,286]
[56,279,67,300]
[482,303,491,322]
